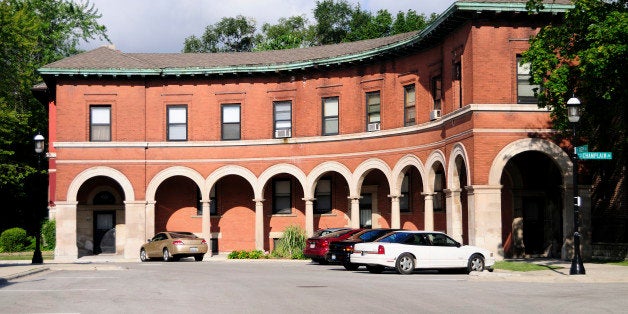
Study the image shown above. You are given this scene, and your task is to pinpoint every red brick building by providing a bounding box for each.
[37,0,584,261]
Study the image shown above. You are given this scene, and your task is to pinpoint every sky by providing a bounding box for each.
[79,0,458,53]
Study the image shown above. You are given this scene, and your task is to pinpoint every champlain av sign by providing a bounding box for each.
[576,145,613,160]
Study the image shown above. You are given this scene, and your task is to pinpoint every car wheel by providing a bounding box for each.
[366,265,385,274]
[163,248,172,262]
[194,254,204,261]
[343,262,359,271]
[395,253,415,275]
[140,249,148,262]
[467,254,485,273]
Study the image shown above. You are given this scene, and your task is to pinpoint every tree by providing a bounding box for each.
[391,10,436,35]
[522,0,627,242]
[0,0,108,232]
[255,16,315,51]
[183,15,257,53]
[313,0,353,45]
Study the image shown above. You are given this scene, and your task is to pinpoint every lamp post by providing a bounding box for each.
[32,133,45,264]
[567,96,585,275]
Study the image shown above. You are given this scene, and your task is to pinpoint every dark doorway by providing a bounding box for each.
[94,211,115,254]
[359,193,372,228]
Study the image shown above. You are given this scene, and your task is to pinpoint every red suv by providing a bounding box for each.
[303,228,362,264]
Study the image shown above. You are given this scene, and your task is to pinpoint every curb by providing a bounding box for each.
[0,266,49,285]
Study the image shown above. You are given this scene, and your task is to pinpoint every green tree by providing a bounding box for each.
[255,16,315,51]
[313,0,353,45]
[0,0,108,231]
[391,10,436,35]
[522,0,627,242]
[183,15,257,52]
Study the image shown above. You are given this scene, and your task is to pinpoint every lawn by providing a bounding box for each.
[493,261,563,272]
[0,251,54,261]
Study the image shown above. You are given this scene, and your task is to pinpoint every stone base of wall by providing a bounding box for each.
[591,243,628,261]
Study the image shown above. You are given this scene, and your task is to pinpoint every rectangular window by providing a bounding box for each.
[432,76,442,111]
[90,105,111,141]
[273,179,292,215]
[366,91,381,131]
[222,104,241,140]
[167,105,187,141]
[434,172,444,212]
[400,174,410,212]
[517,56,539,104]
[403,85,415,126]
[322,97,339,135]
[274,101,292,138]
[314,178,332,214]
[210,187,217,215]
[196,187,217,216]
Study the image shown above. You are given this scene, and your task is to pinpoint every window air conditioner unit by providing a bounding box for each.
[429,110,441,121]
[367,122,381,132]
[275,129,292,138]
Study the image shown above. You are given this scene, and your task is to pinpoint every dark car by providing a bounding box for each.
[326,228,399,270]
[304,228,362,264]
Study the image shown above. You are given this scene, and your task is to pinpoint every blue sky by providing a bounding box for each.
[79,0,457,53]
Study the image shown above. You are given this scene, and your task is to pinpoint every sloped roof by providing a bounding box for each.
[39,0,573,77]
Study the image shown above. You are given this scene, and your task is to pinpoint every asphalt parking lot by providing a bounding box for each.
[1,258,628,313]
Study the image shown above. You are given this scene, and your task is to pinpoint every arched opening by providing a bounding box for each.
[501,151,563,258]
[155,176,201,233]
[262,173,305,251]
[360,169,390,229]
[399,166,425,230]
[312,171,350,230]
[453,156,469,244]
[76,176,125,256]
[211,175,255,252]
[431,163,447,232]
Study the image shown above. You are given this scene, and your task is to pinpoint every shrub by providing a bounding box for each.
[227,250,268,259]
[41,219,56,250]
[272,225,306,259]
[0,227,33,252]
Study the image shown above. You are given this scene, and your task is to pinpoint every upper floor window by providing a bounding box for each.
[274,101,292,138]
[314,178,332,214]
[517,56,539,104]
[90,105,111,141]
[432,76,442,111]
[273,179,292,215]
[222,104,241,140]
[400,174,410,212]
[167,105,187,141]
[403,85,415,126]
[366,91,381,132]
[322,97,339,135]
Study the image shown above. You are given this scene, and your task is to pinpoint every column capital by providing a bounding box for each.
[348,195,362,201]
[302,197,316,203]
[253,198,265,203]
[387,194,401,199]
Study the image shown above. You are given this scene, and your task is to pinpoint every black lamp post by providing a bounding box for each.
[567,96,585,275]
[32,133,45,264]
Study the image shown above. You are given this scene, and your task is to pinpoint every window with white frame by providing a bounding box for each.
[90,105,111,141]
[167,105,187,141]
[314,178,332,214]
[366,91,381,131]
[273,179,292,214]
[432,76,442,111]
[222,104,241,140]
[403,85,415,126]
[274,101,292,138]
[517,56,539,103]
[322,97,339,135]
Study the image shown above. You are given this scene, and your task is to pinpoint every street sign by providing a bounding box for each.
[576,145,589,154]
[578,152,613,160]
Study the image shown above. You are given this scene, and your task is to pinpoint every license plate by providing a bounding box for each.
[190,247,198,253]
[310,243,315,248]
[331,254,336,260]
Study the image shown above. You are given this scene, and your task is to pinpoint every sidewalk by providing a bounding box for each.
[2,257,627,284]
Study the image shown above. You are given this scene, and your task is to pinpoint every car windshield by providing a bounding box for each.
[321,229,353,238]
[359,230,392,242]
[378,232,414,243]
[313,228,348,237]
[170,232,197,239]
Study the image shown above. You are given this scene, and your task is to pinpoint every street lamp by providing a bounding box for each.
[32,133,45,264]
[567,96,585,275]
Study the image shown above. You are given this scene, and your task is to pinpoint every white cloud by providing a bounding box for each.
[80,0,456,53]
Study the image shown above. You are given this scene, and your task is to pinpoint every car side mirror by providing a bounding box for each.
[456,242,461,248]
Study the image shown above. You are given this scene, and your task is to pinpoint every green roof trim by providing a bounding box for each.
[38,1,574,78]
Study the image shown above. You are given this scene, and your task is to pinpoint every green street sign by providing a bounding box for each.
[578,152,612,160]
[576,145,589,154]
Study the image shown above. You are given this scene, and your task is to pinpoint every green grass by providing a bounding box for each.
[607,260,628,266]
[0,251,54,261]
[494,261,563,272]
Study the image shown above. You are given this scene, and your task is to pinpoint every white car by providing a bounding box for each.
[350,231,495,274]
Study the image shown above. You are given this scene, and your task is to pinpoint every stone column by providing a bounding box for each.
[145,201,156,240]
[389,194,401,229]
[466,185,503,259]
[54,201,78,262]
[124,201,147,259]
[422,193,434,231]
[303,198,315,237]
[254,199,265,251]
[444,188,463,242]
[201,200,212,256]
[349,196,361,228]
